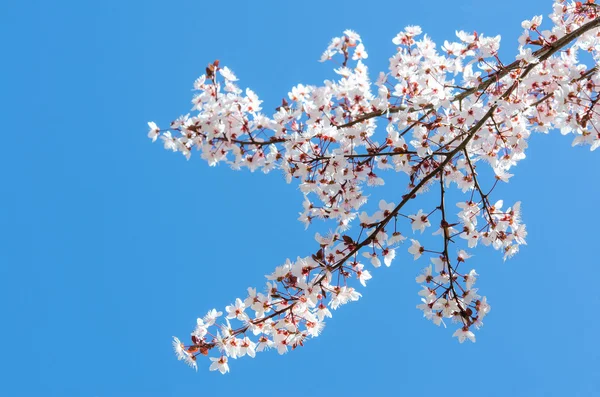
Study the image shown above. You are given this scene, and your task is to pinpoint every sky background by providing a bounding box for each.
[1,0,599,396]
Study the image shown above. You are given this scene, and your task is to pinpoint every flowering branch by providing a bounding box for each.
[149,0,600,373]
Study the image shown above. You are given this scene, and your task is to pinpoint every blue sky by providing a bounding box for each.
[1,0,599,395]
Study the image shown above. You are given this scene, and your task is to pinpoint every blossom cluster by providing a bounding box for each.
[150,0,600,373]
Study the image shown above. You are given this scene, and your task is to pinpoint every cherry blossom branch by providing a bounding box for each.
[154,2,600,373]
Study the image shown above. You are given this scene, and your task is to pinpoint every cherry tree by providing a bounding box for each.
[148,0,600,373]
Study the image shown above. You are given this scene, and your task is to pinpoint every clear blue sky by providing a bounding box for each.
[1,0,599,396]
